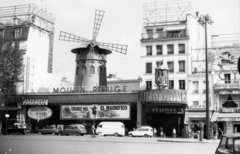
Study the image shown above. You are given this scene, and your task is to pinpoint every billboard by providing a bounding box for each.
[60,104,130,120]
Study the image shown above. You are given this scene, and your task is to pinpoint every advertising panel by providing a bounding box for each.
[60,104,130,120]
[27,106,52,120]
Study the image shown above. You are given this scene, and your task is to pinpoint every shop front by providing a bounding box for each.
[139,89,187,137]
[213,82,240,135]
[186,105,213,139]
[20,92,139,134]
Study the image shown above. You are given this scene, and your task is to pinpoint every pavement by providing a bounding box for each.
[157,137,221,143]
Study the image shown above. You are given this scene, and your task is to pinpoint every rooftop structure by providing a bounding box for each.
[143,0,193,26]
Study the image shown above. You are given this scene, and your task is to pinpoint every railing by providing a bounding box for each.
[141,30,189,40]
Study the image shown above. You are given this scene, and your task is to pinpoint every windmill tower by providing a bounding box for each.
[59,10,127,91]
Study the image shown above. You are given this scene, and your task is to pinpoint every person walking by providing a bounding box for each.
[172,127,176,138]
[91,123,96,138]
[160,127,163,137]
[153,127,157,137]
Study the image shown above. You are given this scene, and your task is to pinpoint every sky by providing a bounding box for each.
[1,0,240,82]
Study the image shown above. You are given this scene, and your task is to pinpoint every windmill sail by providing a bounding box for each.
[98,42,127,55]
[59,31,89,43]
[92,10,105,39]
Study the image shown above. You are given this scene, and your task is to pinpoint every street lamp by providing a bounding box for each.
[197,13,213,140]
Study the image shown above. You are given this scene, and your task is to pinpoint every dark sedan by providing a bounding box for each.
[215,133,240,154]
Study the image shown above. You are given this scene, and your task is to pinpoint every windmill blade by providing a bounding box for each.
[98,42,128,55]
[92,10,105,39]
[59,31,89,43]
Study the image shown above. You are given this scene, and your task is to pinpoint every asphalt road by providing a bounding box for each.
[0,134,219,154]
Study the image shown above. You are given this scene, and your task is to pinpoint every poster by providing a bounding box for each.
[60,104,130,120]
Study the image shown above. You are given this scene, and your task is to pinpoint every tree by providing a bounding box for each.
[0,41,24,105]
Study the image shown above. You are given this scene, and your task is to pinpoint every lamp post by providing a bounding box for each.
[197,13,213,140]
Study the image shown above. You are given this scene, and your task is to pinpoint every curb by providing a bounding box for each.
[157,139,220,143]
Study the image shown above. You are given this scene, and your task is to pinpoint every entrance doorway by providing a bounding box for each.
[146,114,183,137]
[218,122,224,136]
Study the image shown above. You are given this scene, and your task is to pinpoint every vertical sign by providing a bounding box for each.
[25,57,30,91]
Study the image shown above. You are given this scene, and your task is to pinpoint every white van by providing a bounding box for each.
[96,122,125,137]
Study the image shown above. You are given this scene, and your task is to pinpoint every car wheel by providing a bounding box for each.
[75,132,80,136]
[60,132,64,136]
[114,133,118,137]
[39,132,42,135]
[144,134,148,137]
[129,134,133,137]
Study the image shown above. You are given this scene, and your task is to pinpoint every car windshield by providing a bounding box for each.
[136,128,141,131]
[234,139,240,152]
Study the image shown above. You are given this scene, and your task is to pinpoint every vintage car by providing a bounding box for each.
[215,133,240,154]
[38,125,59,135]
[128,126,154,137]
[59,124,87,136]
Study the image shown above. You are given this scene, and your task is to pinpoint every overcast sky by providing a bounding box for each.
[1,0,240,81]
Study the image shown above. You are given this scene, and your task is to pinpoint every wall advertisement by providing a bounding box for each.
[60,104,130,120]
[27,106,52,120]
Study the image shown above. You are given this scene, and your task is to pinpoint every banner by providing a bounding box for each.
[60,104,130,120]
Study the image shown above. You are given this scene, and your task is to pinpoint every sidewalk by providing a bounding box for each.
[157,137,220,143]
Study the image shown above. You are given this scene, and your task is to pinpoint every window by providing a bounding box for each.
[219,137,227,150]
[234,139,240,152]
[203,101,211,107]
[167,45,174,54]
[146,63,152,73]
[224,74,231,83]
[167,62,174,73]
[192,81,199,93]
[82,65,86,74]
[179,61,185,72]
[179,80,185,90]
[90,66,95,74]
[226,138,233,152]
[193,101,199,106]
[14,28,22,38]
[178,44,185,54]
[147,29,153,39]
[0,30,4,37]
[76,66,79,74]
[156,45,162,55]
[146,81,152,90]
[98,66,102,75]
[146,46,152,55]
[169,80,174,89]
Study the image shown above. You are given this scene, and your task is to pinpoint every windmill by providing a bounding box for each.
[59,10,128,91]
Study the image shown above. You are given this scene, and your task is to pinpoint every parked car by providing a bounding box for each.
[96,122,125,137]
[59,124,87,136]
[38,125,59,135]
[128,126,153,137]
[215,133,240,154]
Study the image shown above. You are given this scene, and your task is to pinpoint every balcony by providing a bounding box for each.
[141,30,189,42]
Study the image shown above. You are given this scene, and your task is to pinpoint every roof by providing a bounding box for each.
[223,133,240,139]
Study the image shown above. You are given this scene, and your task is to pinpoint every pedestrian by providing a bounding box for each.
[92,123,96,138]
[153,127,157,137]
[172,127,176,138]
[160,127,163,137]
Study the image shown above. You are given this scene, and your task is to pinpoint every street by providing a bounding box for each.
[0,134,219,154]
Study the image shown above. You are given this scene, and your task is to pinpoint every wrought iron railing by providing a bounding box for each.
[141,30,189,40]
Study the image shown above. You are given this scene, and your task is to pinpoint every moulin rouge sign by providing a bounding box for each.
[52,86,128,94]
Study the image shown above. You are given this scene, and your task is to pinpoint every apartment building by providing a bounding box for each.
[140,1,213,135]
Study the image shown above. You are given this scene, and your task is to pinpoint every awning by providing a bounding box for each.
[216,113,240,122]
[165,26,186,31]
[210,112,219,122]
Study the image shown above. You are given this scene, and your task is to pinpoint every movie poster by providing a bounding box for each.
[60,104,130,120]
